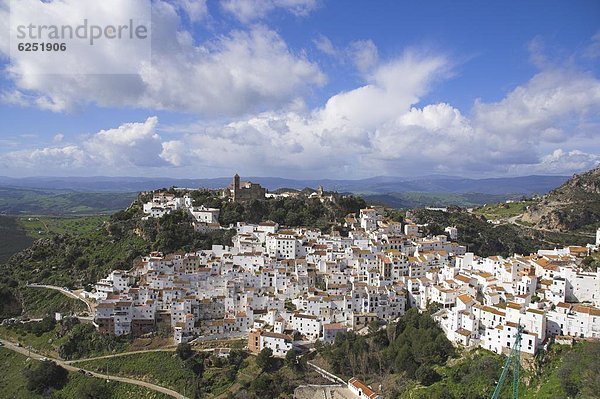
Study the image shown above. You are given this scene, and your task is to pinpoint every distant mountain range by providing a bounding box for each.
[0,174,570,196]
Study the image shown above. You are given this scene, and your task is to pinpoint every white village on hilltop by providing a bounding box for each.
[87,177,600,398]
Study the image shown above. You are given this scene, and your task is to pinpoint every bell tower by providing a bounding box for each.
[233,173,240,201]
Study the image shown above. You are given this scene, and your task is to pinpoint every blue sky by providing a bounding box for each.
[0,0,599,179]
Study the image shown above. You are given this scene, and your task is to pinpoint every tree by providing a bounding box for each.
[256,347,274,372]
[76,378,111,399]
[368,320,380,335]
[284,348,298,369]
[416,364,441,386]
[228,349,247,368]
[177,342,194,360]
[23,360,68,394]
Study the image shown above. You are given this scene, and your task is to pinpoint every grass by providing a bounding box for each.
[74,351,197,396]
[401,342,600,399]
[0,215,108,265]
[0,323,69,358]
[0,348,169,399]
[0,347,40,398]
[18,215,109,238]
[521,341,600,399]
[20,288,87,318]
[2,226,149,288]
[364,192,516,208]
[72,350,295,398]
[474,200,537,220]
[0,187,137,216]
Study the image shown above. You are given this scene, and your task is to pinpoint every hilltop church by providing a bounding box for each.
[224,174,266,203]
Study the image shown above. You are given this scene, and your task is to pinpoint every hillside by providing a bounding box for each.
[522,165,600,232]
[0,216,34,263]
[363,192,520,208]
[409,207,590,258]
[0,191,366,318]
[0,187,136,215]
[316,310,600,399]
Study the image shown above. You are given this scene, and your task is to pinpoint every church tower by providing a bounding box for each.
[233,174,240,201]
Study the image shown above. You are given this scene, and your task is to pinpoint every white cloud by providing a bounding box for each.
[1,117,167,173]
[172,0,208,22]
[83,116,166,167]
[156,52,600,178]
[139,25,325,115]
[314,36,378,72]
[348,40,378,72]
[313,35,337,56]
[53,133,64,143]
[221,0,318,23]
[511,149,600,175]
[0,90,29,106]
[584,31,600,59]
[473,69,600,140]
[0,0,9,56]
[0,0,325,115]
[2,145,87,170]
[2,42,599,178]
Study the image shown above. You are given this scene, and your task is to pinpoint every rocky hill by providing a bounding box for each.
[522,165,600,232]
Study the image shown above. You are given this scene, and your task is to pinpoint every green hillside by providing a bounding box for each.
[0,186,136,215]
[0,348,169,399]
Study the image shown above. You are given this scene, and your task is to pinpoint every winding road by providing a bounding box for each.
[0,338,188,398]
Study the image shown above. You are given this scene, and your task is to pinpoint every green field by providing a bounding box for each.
[0,348,169,399]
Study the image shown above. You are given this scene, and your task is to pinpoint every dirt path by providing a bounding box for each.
[0,338,187,399]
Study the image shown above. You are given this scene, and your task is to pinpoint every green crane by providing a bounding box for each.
[491,323,524,399]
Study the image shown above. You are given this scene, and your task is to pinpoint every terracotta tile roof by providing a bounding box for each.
[348,378,379,399]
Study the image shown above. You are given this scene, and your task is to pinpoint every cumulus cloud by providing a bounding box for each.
[2,29,600,178]
[539,149,600,173]
[221,0,319,23]
[473,70,600,139]
[0,0,325,115]
[1,117,167,173]
[2,145,87,171]
[82,117,166,167]
[509,149,600,175]
[156,49,600,178]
